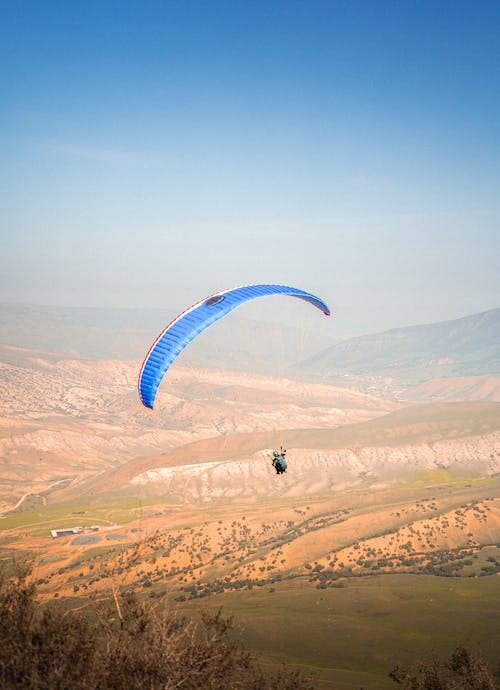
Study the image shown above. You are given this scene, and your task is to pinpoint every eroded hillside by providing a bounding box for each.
[0,344,395,511]
[46,401,500,504]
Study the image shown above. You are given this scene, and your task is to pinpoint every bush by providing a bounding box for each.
[389,645,498,690]
[0,568,312,690]
[0,567,97,689]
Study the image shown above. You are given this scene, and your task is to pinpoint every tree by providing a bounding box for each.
[0,568,313,690]
[389,645,498,690]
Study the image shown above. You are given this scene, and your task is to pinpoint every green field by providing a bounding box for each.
[0,496,173,534]
[183,574,500,690]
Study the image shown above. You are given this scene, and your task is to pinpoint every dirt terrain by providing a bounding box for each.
[405,375,500,402]
[40,401,500,505]
[0,344,395,511]
[3,479,498,608]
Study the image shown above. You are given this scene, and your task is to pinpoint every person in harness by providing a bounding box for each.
[272,446,287,475]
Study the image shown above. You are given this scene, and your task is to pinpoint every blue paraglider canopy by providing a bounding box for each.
[138,283,330,409]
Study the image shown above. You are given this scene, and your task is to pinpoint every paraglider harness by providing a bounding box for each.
[272,446,287,475]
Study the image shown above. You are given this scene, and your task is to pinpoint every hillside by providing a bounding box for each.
[51,401,500,503]
[300,307,500,384]
[405,375,500,402]
[4,480,499,690]
[0,344,394,511]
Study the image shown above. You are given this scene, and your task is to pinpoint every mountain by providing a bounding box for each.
[405,375,500,402]
[51,401,500,503]
[5,303,499,402]
[0,343,394,511]
[0,302,337,376]
[300,308,500,384]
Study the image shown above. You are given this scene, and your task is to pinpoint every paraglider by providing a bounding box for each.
[272,447,287,475]
[138,283,330,409]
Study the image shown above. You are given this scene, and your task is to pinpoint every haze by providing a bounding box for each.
[1,1,499,336]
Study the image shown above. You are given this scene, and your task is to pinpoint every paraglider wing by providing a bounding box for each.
[138,284,330,409]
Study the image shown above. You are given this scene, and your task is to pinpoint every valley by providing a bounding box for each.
[1,472,498,689]
[0,321,499,690]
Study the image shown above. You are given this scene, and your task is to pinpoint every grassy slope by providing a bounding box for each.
[300,307,500,380]
[3,476,499,690]
[184,574,500,690]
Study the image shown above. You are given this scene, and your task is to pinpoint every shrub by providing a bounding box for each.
[389,645,498,690]
[0,568,312,690]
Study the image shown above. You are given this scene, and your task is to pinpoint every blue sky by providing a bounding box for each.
[1,1,499,335]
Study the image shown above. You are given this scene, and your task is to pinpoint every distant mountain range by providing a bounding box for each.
[1,303,499,388]
[300,308,500,384]
[0,302,337,376]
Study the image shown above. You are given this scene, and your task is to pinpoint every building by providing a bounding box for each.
[50,527,81,538]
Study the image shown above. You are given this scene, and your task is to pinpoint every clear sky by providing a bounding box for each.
[1,1,499,335]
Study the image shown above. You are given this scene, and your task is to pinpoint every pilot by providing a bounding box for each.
[272,448,287,474]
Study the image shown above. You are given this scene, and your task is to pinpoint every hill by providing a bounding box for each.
[300,308,500,384]
[51,401,500,503]
[0,344,394,511]
[6,484,499,690]
[405,374,500,402]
